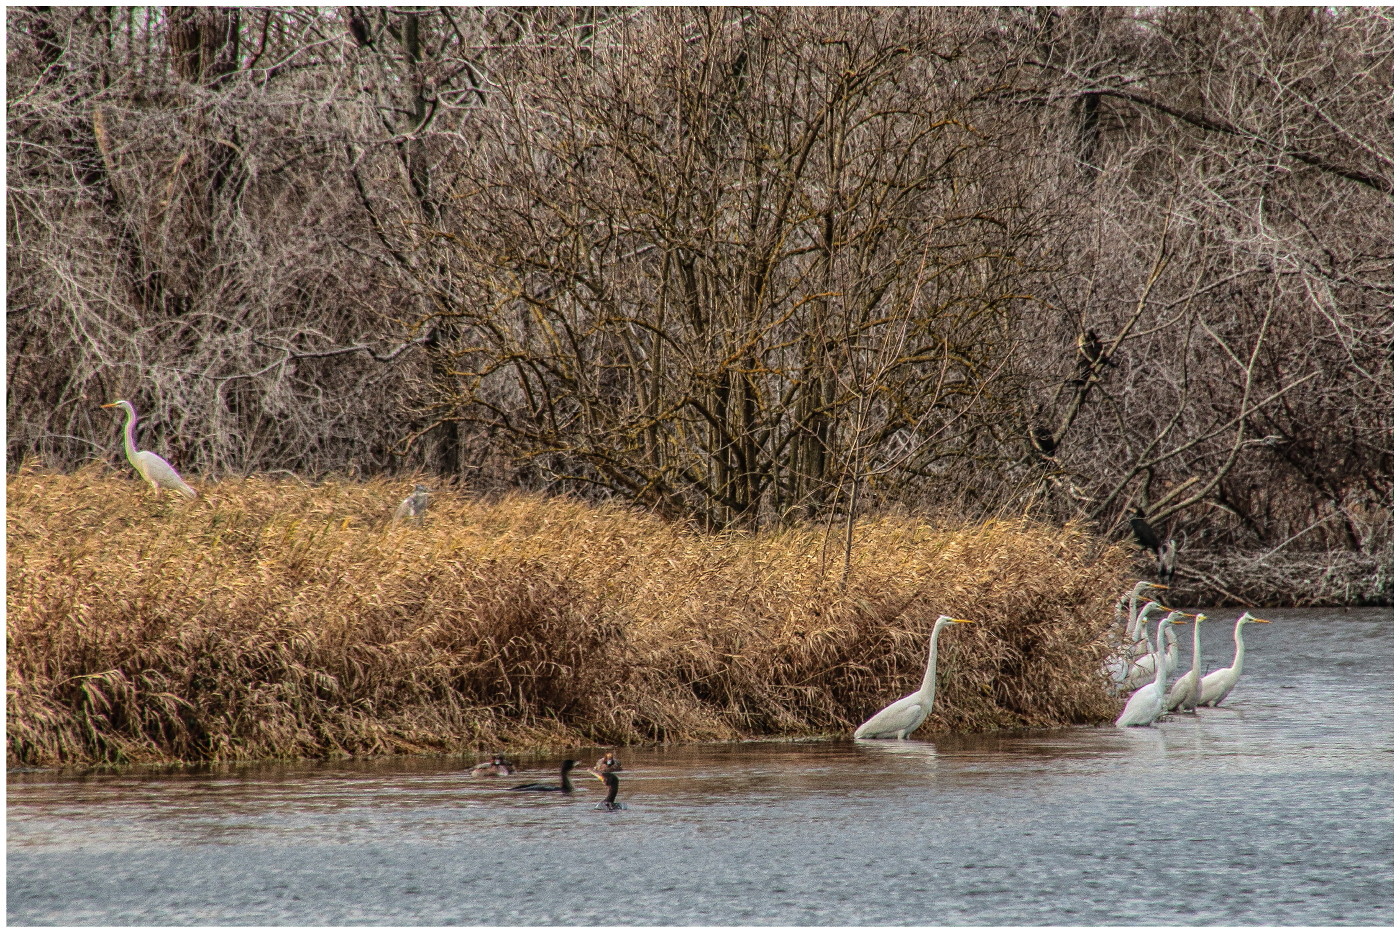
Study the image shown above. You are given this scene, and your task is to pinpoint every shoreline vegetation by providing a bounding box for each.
[9,468,1142,769]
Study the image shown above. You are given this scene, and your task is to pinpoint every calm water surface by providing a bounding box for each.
[8,608,1392,925]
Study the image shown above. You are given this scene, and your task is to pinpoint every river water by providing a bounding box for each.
[7,607,1392,925]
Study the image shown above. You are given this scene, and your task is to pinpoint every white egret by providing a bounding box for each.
[1116,613,1189,727]
[591,770,626,810]
[1107,601,1169,686]
[1165,613,1207,712]
[1114,581,1169,638]
[594,750,622,773]
[470,753,515,777]
[393,483,431,524]
[510,759,579,793]
[854,615,973,739]
[101,400,197,499]
[1126,610,1186,688]
[1198,612,1271,707]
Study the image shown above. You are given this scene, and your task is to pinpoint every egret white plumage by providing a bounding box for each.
[393,484,431,524]
[854,615,973,740]
[1126,613,1185,688]
[1106,600,1170,686]
[101,400,197,499]
[1116,614,1189,727]
[1114,581,1169,638]
[1165,613,1207,712]
[1198,612,1271,707]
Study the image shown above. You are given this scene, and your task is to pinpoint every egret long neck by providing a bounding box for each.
[120,406,139,467]
[1117,592,1134,638]
[1132,603,1154,642]
[1229,617,1247,673]
[919,621,948,696]
[1190,618,1202,674]
[1152,618,1171,688]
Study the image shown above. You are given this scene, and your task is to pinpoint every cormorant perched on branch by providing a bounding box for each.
[1128,508,1162,553]
[1128,508,1176,583]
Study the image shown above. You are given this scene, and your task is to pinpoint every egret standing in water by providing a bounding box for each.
[1106,597,1170,686]
[1126,611,1185,688]
[854,615,973,740]
[510,760,579,793]
[1114,581,1169,636]
[101,400,197,499]
[1198,612,1271,707]
[1116,614,1190,727]
[1165,613,1207,712]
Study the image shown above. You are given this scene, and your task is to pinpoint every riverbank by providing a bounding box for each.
[8,467,1136,767]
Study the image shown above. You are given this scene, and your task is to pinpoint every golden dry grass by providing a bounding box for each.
[7,465,1132,767]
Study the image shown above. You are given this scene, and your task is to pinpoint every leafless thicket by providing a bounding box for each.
[7,8,1392,596]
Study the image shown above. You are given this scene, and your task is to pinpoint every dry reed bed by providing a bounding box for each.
[7,466,1131,767]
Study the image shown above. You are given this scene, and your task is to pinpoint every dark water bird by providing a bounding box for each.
[510,759,579,793]
[594,751,622,773]
[470,754,515,777]
[1128,508,1163,553]
[1127,508,1177,582]
[592,770,626,810]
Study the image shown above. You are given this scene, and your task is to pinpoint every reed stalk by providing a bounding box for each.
[8,465,1131,767]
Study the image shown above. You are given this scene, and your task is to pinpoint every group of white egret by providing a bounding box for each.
[852,584,1272,740]
[1106,580,1270,728]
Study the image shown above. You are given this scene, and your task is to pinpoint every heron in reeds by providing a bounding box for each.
[1165,613,1207,712]
[1116,613,1190,727]
[101,400,197,499]
[470,753,515,777]
[393,484,431,524]
[591,769,626,810]
[510,760,579,793]
[594,750,622,773]
[854,615,973,740]
[1198,612,1271,707]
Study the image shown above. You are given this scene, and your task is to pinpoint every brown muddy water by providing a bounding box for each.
[7,608,1392,925]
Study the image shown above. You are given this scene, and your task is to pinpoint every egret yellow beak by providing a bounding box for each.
[100,402,118,408]
[1252,618,1272,624]
[950,618,974,624]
